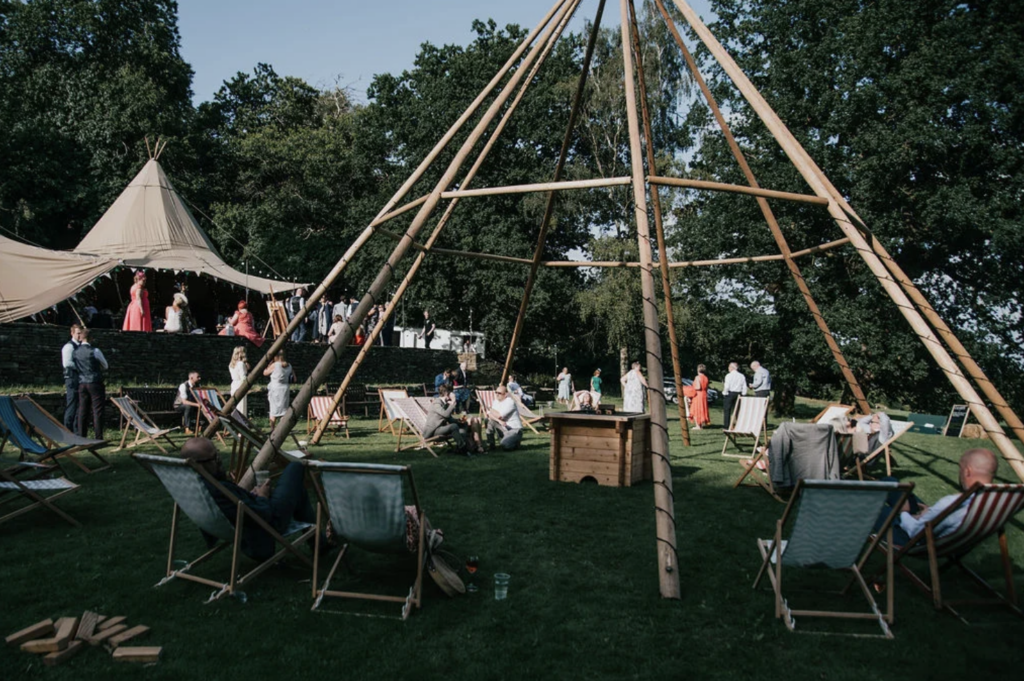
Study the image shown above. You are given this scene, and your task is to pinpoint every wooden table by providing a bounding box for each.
[547,412,652,487]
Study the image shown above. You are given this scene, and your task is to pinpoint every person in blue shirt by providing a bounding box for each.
[434,368,452,396]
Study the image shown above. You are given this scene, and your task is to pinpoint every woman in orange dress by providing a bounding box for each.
[122,270,152,332]
[689,364,711,429]
[222,301,264,348]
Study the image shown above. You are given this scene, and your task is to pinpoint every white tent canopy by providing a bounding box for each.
[74,159,300,295]
[0,236,118,323]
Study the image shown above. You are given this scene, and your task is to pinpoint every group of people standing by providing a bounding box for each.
[61,324,108,439]
[287,288,395,348]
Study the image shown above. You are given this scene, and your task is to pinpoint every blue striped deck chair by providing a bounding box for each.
[754,479,914,638]
[306,461,427,619]
[0,395,68,463]
[133,452,315,603]
[14,397,111,474]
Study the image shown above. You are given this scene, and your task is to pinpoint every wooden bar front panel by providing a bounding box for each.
[548,413,652,487]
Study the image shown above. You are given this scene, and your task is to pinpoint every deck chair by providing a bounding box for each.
[0,396,72,464]
[735,422,841,503]
[308,396,349,439]
[13,397,111,474]
[476,389,497,421]
[722,396,770,458]
[879,483,1024,622]
[845,420,913,480]
[111,396,180,454]
[191,391,229,445]
[393,398,443,457]
[378,389,409,435]
[754,479,914,638]
[219,411,307,483]
[511,394,544,434]
[133,452,315,602]
[812,403,854,425]
[0,443,82,528]
[306,461,426,619]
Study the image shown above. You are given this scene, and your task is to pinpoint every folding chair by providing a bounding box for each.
[0,396,72,465]
[393,398,444,458]
[378,389,409,435]
[879,483,1024,622]
[754,479,914,638]
[12,397,111,474]
[0,446,82,528]
[735,422,840,503]
[475,389,497,421]
[133,452,315,602]
[511,394,544,434]
[722,395,770,458]
[111,396,180,454]
[191,391,228,445]
[306,461,426,619]
[845,420,912,480]
[308,396,349,439]
[812,403,854,425]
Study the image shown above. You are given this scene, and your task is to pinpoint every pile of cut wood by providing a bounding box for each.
[5,611,161,666]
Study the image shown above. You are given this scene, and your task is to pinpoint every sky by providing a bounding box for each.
[177,0,713,105]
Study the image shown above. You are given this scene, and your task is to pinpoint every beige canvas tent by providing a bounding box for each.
[0,236,118,323]
[73,159,300,295]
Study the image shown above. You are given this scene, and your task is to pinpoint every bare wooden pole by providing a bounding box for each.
[208,2,570,434]
[654,0,869,414]
[501,0,608,385]
[240,0,582,486]
[310,0,579,445]
[620,0,679,599]
[443,176,629,199]
[647,176,828,205]
[628,0,690,446]
[671,0,1024,480]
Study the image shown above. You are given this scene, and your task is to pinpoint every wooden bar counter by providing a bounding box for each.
[547,412,652,487]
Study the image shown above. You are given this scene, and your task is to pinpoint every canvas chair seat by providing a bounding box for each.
[393,397,444,457]
[378,389,409,436]
[876,482,1024,621]
[722,395,769,458]
[812,403,855,425]
[12,397,111,473]
[134,453,315,602]
[306,461,427,619]
[475,389,497,420]
[844,420,912,480]
[0,451,82,528]
[307,396,349,439]
[0,395,61,459]
[754,479,913,638]
[511,394,544,434]
[111,396,179,454]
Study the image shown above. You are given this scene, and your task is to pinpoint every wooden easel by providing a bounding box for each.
[264,285,289,339]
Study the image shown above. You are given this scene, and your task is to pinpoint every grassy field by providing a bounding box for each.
[1,397,1022,680]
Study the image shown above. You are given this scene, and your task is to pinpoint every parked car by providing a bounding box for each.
[663,376,720,405]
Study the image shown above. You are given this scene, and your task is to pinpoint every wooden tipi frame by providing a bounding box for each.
[208,0,1024,600]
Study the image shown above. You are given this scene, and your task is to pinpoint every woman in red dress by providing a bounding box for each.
[689,363,711,430]
[122,270,152,332]
[222,301,264,348]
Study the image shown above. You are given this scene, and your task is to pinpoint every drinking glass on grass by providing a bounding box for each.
[465,555,479,593]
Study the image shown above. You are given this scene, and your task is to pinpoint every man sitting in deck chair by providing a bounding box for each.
[173,371,202,433]
[180,437,317,560]
[423,387,483,455]
[485,386,523,451]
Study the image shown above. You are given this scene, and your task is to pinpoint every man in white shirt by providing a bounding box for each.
[73,328,109,439]
[749,361,771,398]
[878,448,998,545]
[721,362,747,429]
[61,324,83,430]
[174,371,202,432]
[485,385,523,451]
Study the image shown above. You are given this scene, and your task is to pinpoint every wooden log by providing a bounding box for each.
[112,646,162,663]
[75,611,102,641]
[89,624,128,645]
[107,625,150,648]
[52,617,78,646]
[6,619,54,647]
[22,637,65,654]
[43,640,84,667]
[96,616,126,631]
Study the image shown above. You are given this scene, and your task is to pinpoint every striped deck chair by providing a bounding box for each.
[722,396,770,458]
[219,411,307,484]
[846,420,913,480]
[880,483,1024,622]
[754,479,914,638]
[475,389,498,421]
[189,388,227,438]
[308,396,349,439]
[512,394,544,434]
[378,389,409,435]
[111,396,180,454]
[13,397,111,474]
[0,445,82,528]
[306,461,426,619]
[133,452,315,602]
[393,398,443,458]
[0,395,72,465]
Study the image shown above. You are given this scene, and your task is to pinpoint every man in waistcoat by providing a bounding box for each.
[61,324,83,430]
[74,328,108,439]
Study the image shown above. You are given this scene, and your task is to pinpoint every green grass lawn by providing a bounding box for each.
[1,397,1022,680]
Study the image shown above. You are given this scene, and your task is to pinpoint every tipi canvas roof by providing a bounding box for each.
[74,159,299,295]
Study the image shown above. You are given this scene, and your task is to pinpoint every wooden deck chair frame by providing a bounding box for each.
[393,398,443,458]
[733,446,784,503]
[111,396,180,454]
[0,395,73,472]
[845,420,913,480]
[133,452,315,602]
[305,461,425,619]
[875,482,1024,623]
[12,396,111,474]
[722,396,770,458]
[0,462,82,528]
[754,479,915,638]
[378,389,409,435]
[307,396,350,439]
[511,394,543,434]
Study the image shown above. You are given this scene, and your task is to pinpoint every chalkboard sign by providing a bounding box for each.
[943,404,969,437]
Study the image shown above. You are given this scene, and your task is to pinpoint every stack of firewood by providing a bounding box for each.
[5,611,161,666]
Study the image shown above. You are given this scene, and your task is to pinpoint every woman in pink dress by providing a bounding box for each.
[122,270,152,332]
[689,363,711,429]
[222,301,264,348]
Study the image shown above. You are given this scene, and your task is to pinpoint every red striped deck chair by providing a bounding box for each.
[190,388,227,439]
[722,396,770,458]
[881,483,1024,622]
[475,389,498,421]
[308,396,349,439]
[378,389,409,435]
